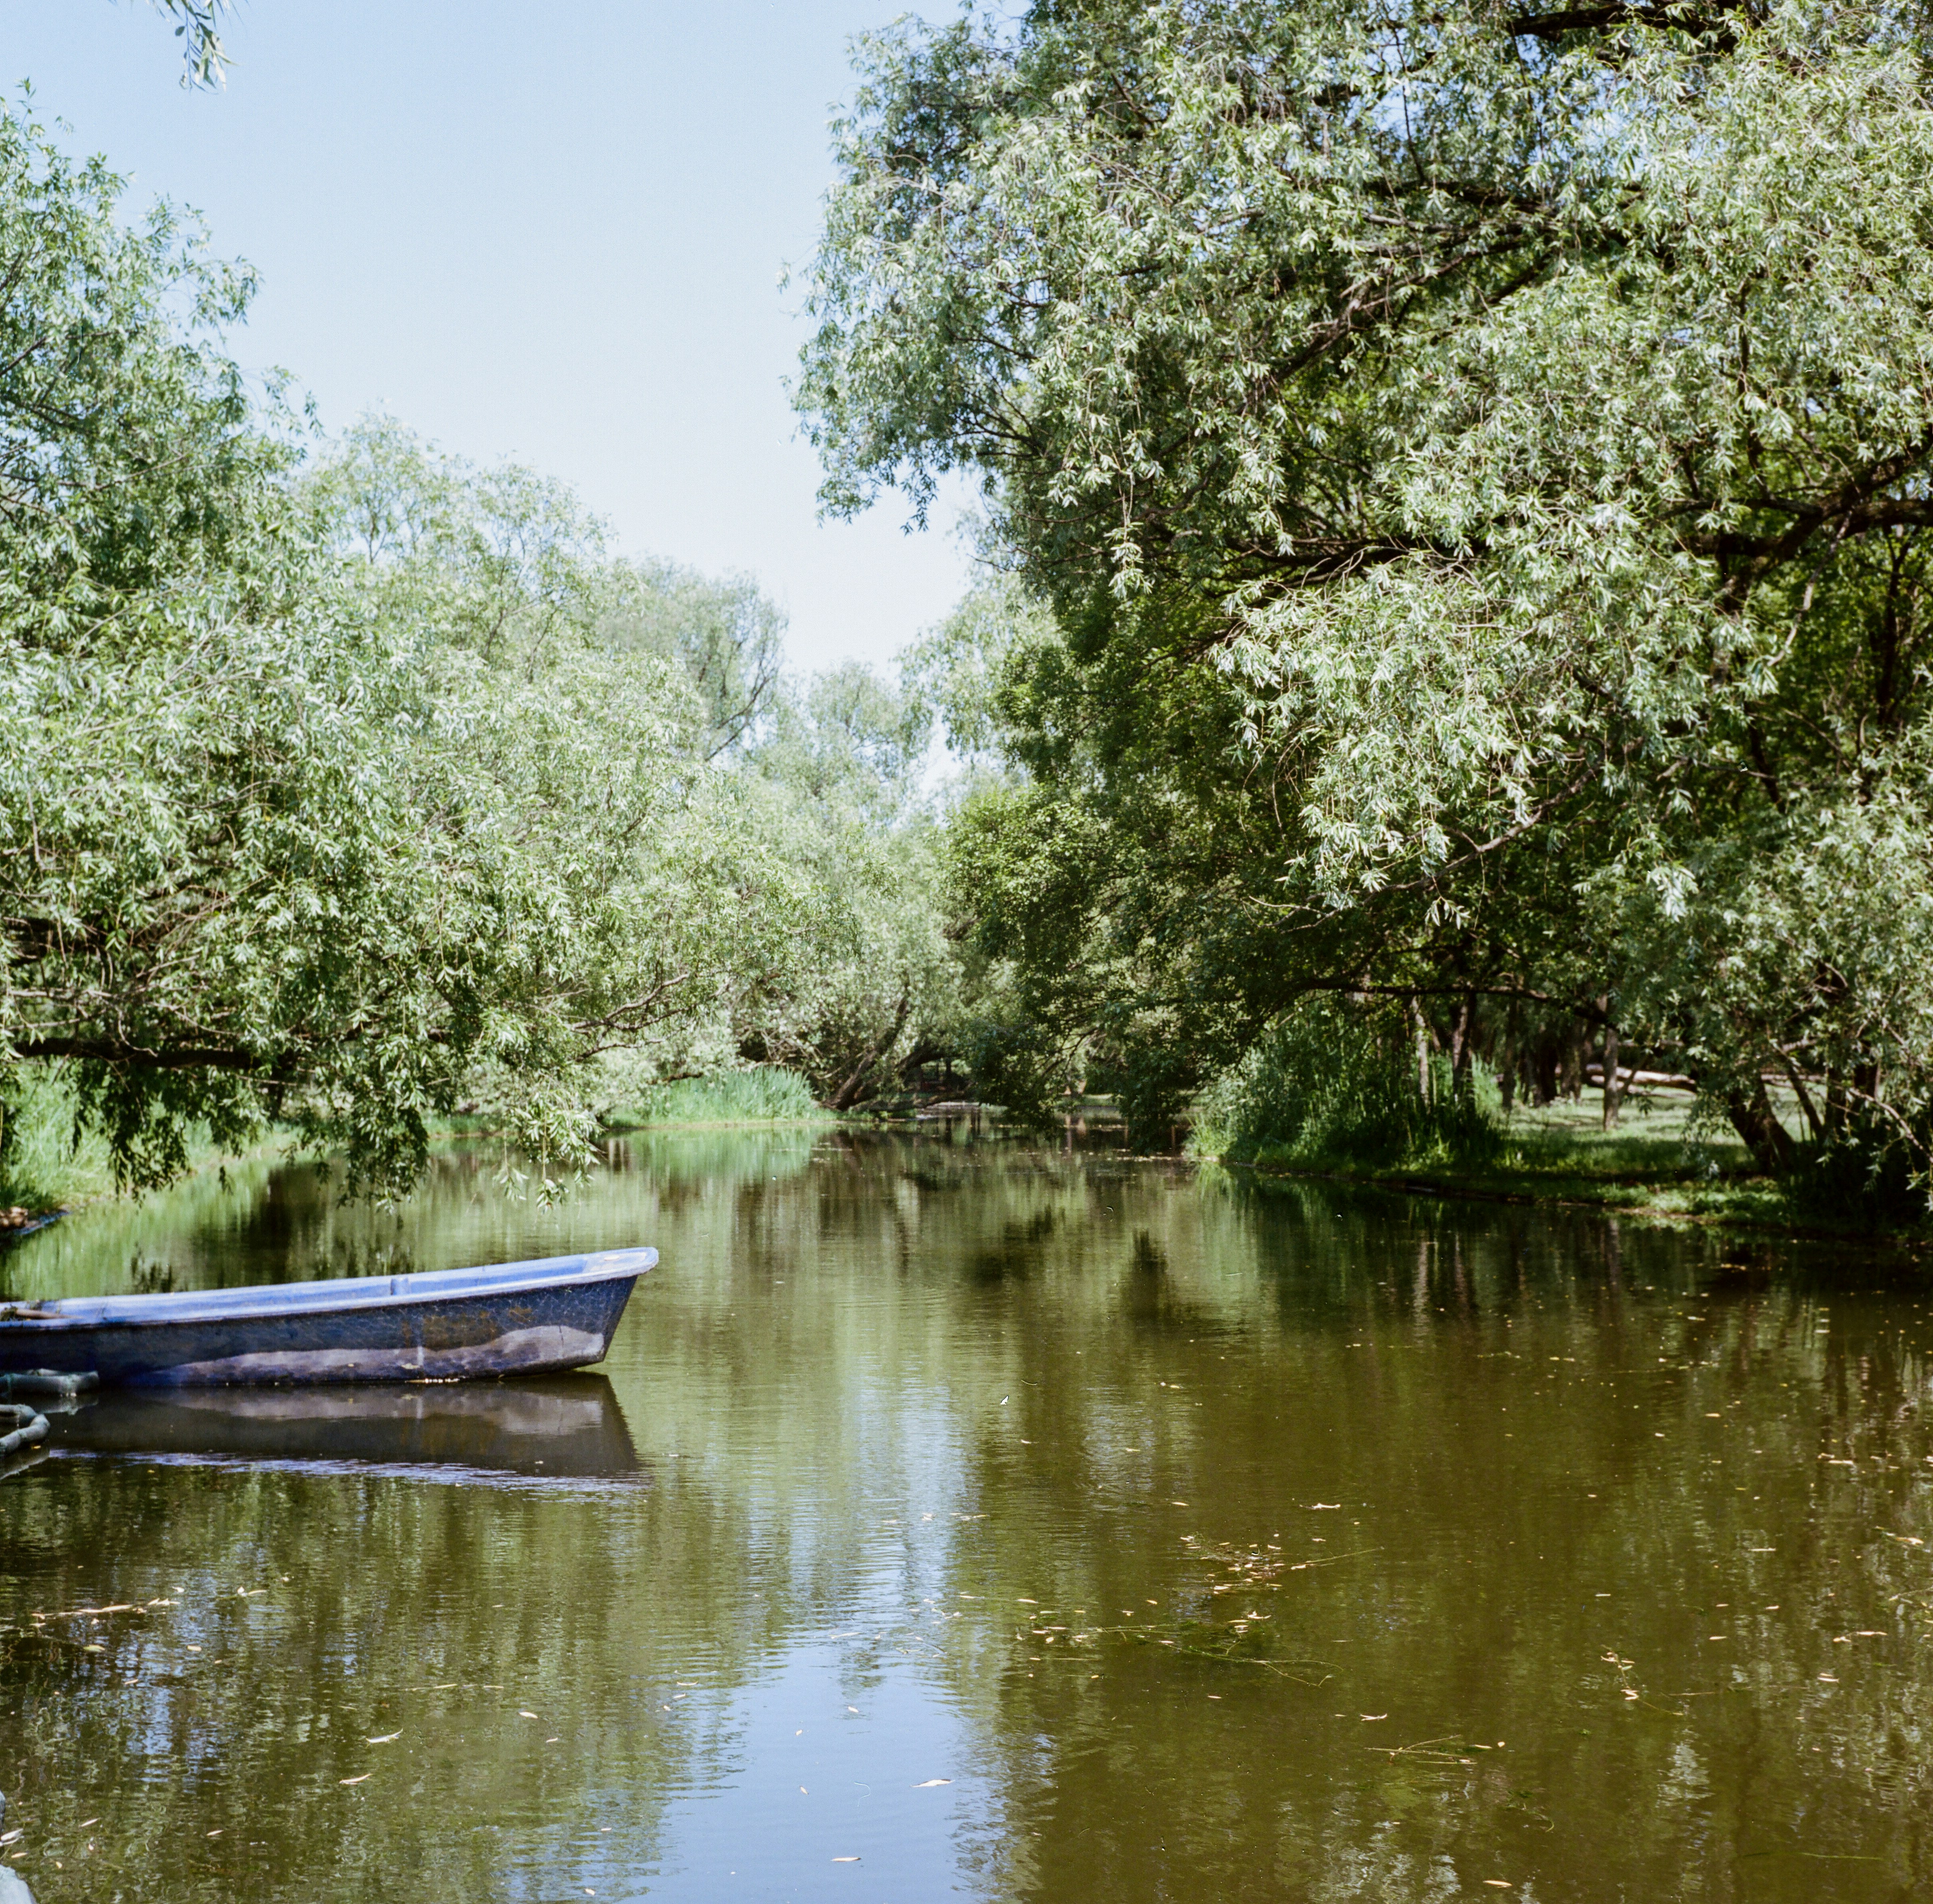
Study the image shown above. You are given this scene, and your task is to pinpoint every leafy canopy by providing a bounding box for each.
[799,0,1933,1177]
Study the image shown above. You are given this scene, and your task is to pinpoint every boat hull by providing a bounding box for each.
[0,1249,652,1387]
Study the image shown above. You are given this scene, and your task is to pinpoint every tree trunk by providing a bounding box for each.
[1412,996,1431,1106]
[1824,1067,1847,1136]
[830,989,911,1112]
[1533,1034,1559,1106]
[1601,1010,1622,1132]
[1725,1078,1797,1174]
[1450,992,1474,1098]
[1561,1022,1585,1100]
[1775,1053,1823,1142]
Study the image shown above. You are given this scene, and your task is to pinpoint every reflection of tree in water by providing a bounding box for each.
[4,1140,1932,1899]
[900,1173,1933,1902]
[0,1443,756,1903]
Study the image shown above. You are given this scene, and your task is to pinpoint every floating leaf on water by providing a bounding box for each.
[339,1774,370,1786]
[832,1855,860,1862]
[366,1732,401,1745]
[913,1779,952,1787]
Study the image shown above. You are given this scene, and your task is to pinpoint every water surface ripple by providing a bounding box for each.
[2,1130,1929,1902]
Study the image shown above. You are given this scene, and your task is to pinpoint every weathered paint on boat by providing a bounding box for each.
[0,1248,653,1387]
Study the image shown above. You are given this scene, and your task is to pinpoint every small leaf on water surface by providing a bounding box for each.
[339,1774,369,1786]
[832,1855,861,1862]
[366,1732,401,1744]
[913,1779,952,1787]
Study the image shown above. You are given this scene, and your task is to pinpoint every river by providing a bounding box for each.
[1,1128,1929,1901]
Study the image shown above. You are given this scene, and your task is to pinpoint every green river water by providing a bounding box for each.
[1,1128,1931,1902]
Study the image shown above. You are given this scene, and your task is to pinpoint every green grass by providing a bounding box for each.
[602,1066,829,1129]
[0,1064,120,1211]
[1223,1087,1931,1240]
[0,1061,292,1220]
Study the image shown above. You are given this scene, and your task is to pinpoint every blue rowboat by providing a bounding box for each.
[0,1248,653,1387]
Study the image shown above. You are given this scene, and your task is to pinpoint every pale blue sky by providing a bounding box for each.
[5,0,973,673]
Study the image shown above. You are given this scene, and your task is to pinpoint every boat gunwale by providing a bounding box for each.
[0,1247,656,1334]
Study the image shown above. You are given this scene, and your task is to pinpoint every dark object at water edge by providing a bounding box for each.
[0,1403,45,1459]
[0,1249,653,1386]
[0,1207,62,1245]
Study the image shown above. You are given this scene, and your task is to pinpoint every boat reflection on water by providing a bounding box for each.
[44,1375,642,1488]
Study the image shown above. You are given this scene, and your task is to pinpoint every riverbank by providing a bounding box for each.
[598,1067,832,1130]
[0,1066,293,1228]
[1219,1094,1933,1248]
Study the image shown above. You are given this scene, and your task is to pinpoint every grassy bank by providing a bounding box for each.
[600,1066,832,1130]
[2,1063,832,1222]
[1,1064,122,1212]
[1221,1092,1931,1245]
[0,1062,290,1221]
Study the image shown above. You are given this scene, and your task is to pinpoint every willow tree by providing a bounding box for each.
[0,106,808,1197]
[798,0,1933,1183]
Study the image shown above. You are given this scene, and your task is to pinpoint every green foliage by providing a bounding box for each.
[0,92,957,1201]
[144,2,231,86]
[735,665,961,1110]
[1192,1000,1501,1171]
[901,575,1059,766]
[958,1017,1066,1132]
[617,1066,826,1127]
[798,0,1933,1195]
[1785,1116,1933,1228]
[0,1062,117,1210]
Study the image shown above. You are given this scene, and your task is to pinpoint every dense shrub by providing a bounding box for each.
[1193,999,1502,1170]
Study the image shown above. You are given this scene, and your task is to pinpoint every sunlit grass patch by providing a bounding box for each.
[0,1062,119,1211]
[605,1066,828,1128]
